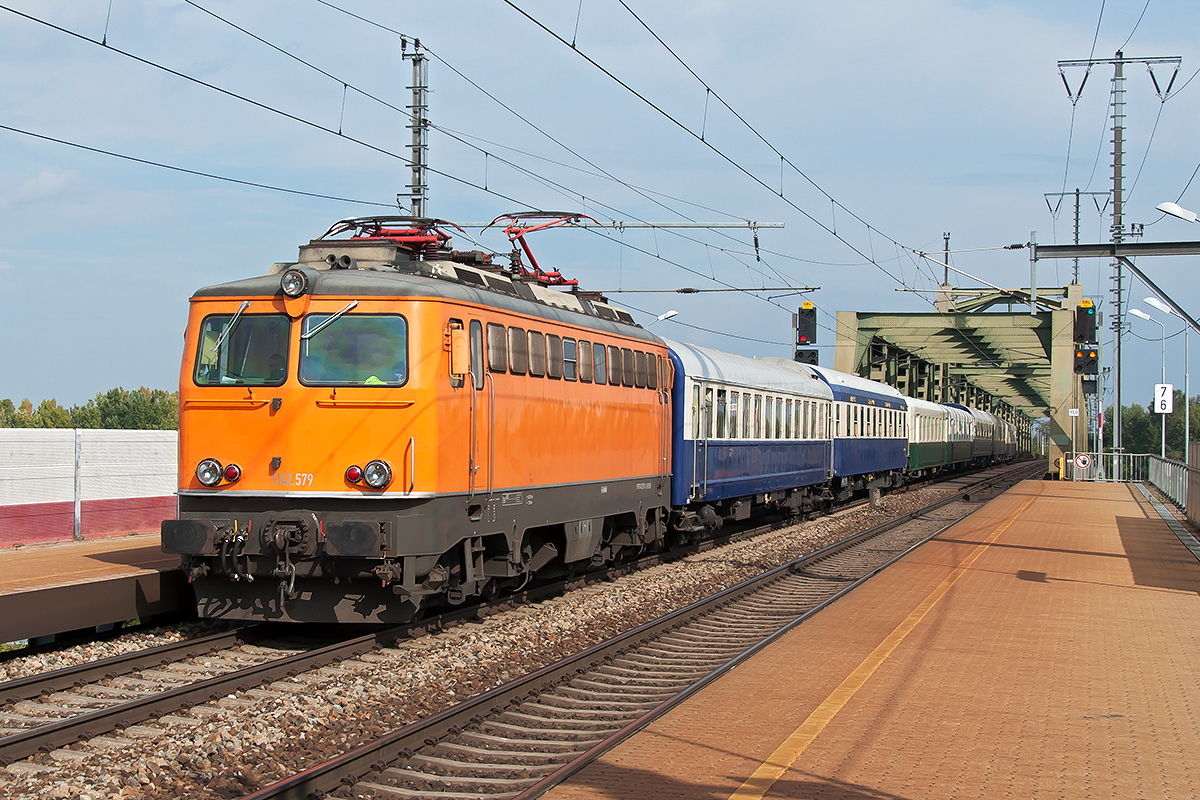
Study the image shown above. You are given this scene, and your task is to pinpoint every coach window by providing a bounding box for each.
[563,338,578,381]
[784,399,793,439]
[593,343,607,384]
[800,401,807,440]
[508,327,528,375]
[528,331,546,377]
[753,395,762,438]
[486,323,507,373]
[716,389,727,438]
[704,387,714,437]
[729,392,739,439]
[776,399,784,439]
[608,346,622,386]
[647,354,658,389]
[691,384,701,439]
[622,349,635,387]
[547,334,563,379]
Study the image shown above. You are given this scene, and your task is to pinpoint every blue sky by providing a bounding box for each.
[1,0,1198,415]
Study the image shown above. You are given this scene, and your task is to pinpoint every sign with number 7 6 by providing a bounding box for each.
[1155,383,1174,414]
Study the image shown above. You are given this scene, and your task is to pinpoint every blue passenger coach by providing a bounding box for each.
[805,364,909,481]
[667,341,833,519]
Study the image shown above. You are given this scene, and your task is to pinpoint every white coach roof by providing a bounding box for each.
[666,340,833,399]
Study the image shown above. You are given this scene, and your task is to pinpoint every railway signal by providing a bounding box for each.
[1074,299,1096,344]
[794,348,818,365]
[1074,348,1098,375]
[796,301,816,346]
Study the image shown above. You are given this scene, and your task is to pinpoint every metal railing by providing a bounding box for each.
[1061,450,1197,528]
[1061,452,1150,483]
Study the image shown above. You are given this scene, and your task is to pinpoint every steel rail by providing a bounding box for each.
[241,460,1039,800]
[0,626,259,706]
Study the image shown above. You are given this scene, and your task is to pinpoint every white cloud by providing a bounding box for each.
[10,166,81,204]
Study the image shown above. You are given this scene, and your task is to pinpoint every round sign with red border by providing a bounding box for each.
[1074,453,1091,470]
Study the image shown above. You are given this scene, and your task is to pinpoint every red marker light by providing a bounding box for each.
[345,465,363,483]
[223,464,241,483]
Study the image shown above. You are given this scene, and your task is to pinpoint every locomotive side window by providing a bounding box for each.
[647,354,658,389]
[528,331,546,377]
[195,313,290,387]
[298,313,407,386]
[578,340,593,383]
[622,349,635,388]
[547,335,564,379]
[486,323,507,373]
[634,351,647,388]
[563,338,578,381]
[593,342,607,384]
[469,320,484,390]
[608,346,622,386]
[508,327,528,375]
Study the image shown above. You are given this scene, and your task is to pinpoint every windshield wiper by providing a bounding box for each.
[300,300,358,340]
[210,300,250,354]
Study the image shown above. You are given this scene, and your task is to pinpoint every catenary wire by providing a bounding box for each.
[0,122,396,207]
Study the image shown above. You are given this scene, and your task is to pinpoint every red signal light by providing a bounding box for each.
[345,465,363,483]
[223,464,241,483]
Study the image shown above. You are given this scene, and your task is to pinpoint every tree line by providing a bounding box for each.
[1103,388,1200,460]
[1,387,179,430]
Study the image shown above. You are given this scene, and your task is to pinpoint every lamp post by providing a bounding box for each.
[1146,296,1188,461]
[647,309,678,327]
[1155,200,1200,464]
[1130,307,1166,458]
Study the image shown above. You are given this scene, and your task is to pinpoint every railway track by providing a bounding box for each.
[0,461,1028,770]
[240,460,1040,800]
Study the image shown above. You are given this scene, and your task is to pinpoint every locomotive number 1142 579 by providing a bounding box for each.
[272,471,315,486]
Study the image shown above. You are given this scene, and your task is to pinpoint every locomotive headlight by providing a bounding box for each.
[280,268,309,298]
[196,458,223,487]
[363,460,392,489]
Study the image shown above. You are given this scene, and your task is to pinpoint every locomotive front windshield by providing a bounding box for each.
[194,313,290,386]
[300,313,408,386]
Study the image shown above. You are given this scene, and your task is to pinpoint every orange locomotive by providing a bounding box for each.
[162,215,673,623]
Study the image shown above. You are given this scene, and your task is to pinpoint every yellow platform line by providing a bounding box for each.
[729,483,1043,800]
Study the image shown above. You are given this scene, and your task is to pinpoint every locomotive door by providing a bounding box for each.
[467,320,493,513]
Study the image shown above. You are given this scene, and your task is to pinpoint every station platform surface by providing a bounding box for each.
[0,533,189,643]
[545,479,1200,799]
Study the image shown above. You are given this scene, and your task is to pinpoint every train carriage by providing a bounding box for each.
[667,341,833,526]
[906,396,951,474]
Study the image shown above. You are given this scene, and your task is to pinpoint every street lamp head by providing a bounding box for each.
[1156,201,1199,223]
[647,309,678,327]
[1129,308,1152,321]
[1143,296,1173,316]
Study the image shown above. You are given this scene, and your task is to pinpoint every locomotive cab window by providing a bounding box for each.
[298,313,407,386]
[195,313,290,387]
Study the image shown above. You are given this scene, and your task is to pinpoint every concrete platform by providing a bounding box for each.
[0,533,190,643]
[545,479,1200,799]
